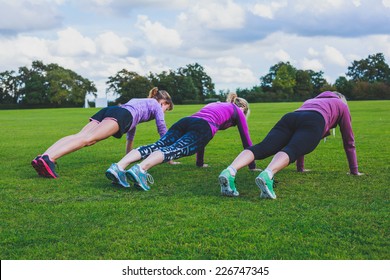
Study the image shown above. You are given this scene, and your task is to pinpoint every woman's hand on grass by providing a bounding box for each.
[168,160,181,165]
[349,172,365,176]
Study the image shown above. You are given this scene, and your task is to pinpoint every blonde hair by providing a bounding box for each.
[332,91,348,105]
[148,87,174,111]
[226,92,250,116]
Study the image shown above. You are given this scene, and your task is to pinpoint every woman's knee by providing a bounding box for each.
[77,134,97,146]
[247,144,274,160]
[85,139,97,146]
[281,147,300,163]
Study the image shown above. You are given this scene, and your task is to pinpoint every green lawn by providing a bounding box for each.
[0,101,389,260]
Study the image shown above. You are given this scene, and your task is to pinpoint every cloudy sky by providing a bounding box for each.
[1,0,390,100]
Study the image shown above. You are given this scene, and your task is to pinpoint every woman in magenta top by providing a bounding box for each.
[105,93,256,190]
[31,87,173,179]
[191,100,255,168]
[219,91,363,199]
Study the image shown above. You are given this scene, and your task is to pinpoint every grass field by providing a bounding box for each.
[0,101,389,260]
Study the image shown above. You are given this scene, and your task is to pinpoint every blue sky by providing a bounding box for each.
[1,0,390,100]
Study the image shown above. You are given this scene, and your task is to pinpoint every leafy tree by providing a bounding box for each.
[342,53,390,100]
[308,70,328,95]
[334,76,354,99]
[0,70,20,104]
[347,53,390,83]
[236,86,265,103]
[45,64,97,106]
[106,69,152,104]
[260,62,296,90]
[368,82,390,99]
[217,89,230,100]
[272,64,296,98]
[18,61,49,105]
[177,63,215,101]
[260,62,330,101]
[175,75,200,103]
[294,70,313,100]
[148,71,175,97]
[149,70,199,104]
[109,63,213,104]
[17,61,97,106]
[352,81,390,100]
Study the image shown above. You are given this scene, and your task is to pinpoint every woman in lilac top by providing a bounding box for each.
[105,93,256,190]
[31,87,173,179]
[219,91,363,199]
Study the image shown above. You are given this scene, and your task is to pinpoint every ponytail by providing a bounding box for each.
[332,91,348,105]
[226,92,250,116]
[148,87,174,111]
[148,87,159,98]
[226,92,238,103]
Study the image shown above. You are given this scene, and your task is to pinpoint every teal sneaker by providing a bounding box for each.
[255,171,276,199]
[218,169,239,197]
[126,164,154,191]
[105,163,130,187]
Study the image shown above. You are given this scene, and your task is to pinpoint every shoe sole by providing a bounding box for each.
[105,170,129,188]
[218,175,239,197]
[34,158,58,178]
[126,170,150,191]
[31,159,45,177]
[255,177,276,199]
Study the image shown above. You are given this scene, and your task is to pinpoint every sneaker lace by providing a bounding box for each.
[145,172,154,185]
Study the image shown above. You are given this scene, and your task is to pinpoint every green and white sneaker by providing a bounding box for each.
[126,164,154,191]
[219,169,239,197]
[105,163,130,187]
[255,171,276,199]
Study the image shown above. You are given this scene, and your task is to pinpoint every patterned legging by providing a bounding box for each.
[137,117,213,162]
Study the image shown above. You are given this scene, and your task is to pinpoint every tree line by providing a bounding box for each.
[1,53,389,108]
[236,52,390,103]
[106,63,215,105]
[0,61,97,108]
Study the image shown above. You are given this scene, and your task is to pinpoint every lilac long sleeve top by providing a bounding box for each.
[295,91,359,174]
[120,98,167,141]
[191,102,256,169]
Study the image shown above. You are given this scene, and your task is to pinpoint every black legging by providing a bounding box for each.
[247,111,325,163]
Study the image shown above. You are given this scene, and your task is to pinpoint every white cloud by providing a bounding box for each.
[90,0,113,5]
[301,58,324,72]
[293,0,343,13]
[216,56,243,67]
[0,0,62,33]
[324,45,348,67]
[273,49,292,62]
[251,2,287,19]
[95,32,129,56]
[0,35,50,67]
[218,68,257,84]
[252,4,274,19]
[53,27,96,57]
[136,15,182,49]
[352,0,361,7]
[207,64,257,85]
[327,0,343,8]
[204,54,258,88]
[83,0,190,10]
[308,48,320,57]
[383,0,390,7]
[190,0,245,29]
